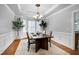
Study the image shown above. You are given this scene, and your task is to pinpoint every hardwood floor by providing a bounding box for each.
[1,39,20,55]
[1,39,79,55]
[51,40,79,55]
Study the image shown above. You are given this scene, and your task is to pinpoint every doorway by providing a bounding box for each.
[73,10,79,50]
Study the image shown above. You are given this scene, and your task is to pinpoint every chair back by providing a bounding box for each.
[26,32,30,43]
[50,31,52,36]
[26,32,29,39]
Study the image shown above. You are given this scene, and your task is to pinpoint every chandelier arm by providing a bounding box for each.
[33,4,43,20]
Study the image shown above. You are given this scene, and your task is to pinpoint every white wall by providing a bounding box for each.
[0,4,15,54]
[46,5,79,50]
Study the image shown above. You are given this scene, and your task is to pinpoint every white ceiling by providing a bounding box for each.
[20,4,54,16]
[7,4,71,18]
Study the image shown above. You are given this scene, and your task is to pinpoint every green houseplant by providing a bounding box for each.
[39,20,47,33]
[12,18,24,38]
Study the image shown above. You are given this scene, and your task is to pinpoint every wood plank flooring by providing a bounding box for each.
[51,40,79,55]
[1,39,79,55]
[1,39,20,55]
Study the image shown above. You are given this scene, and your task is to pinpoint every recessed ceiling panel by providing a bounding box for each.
[20,4,54,16]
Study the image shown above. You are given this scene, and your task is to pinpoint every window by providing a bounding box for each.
[36,21,41,32]
[28,20,36,33]
[22,20,40,34]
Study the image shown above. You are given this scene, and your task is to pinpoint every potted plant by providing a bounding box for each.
[39,20,47,34]
[12,18,24,39]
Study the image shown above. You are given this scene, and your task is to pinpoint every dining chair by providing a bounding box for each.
[26,32,35,51]
[48,31,52,47]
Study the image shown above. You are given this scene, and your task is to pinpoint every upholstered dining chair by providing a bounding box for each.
[26,32,35,51]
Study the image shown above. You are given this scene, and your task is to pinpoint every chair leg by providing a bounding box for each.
[28,44,30,51]
[50,41,51,47]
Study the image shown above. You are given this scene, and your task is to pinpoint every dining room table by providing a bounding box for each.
[30,33,53,52]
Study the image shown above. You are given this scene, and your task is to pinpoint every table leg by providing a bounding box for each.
[35,39,41,52]
[41,38,48,50]
[35,38,48,52]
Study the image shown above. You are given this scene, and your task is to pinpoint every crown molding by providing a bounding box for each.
[48,4,76,18]
[52,4,76,16]
[4,4,15,15]
[45,4,76,19]
[44,4,59,18]
[17,4,21,12]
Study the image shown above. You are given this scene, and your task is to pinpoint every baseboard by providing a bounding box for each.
[0,31,15,54]
[51,40,79,55]
[52,31,75,50]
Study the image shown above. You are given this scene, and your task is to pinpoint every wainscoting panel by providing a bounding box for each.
[0,31,15,54]
[52,32,74,50]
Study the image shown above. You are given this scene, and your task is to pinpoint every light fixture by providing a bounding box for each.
[33,4,43,21]
[75,22,78,24]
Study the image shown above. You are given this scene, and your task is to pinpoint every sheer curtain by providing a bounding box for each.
[19,19,27,38]
[27,20,40,33]
[21,20,40,38]
[28,20,36,33]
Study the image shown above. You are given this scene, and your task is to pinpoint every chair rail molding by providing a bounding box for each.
[0,31,15,54]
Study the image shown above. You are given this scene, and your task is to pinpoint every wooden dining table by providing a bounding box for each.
[30,33,53,52]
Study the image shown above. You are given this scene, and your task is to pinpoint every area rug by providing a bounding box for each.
[15,40,70,55]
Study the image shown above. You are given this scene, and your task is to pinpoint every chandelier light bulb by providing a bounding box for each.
[33,4,43,20]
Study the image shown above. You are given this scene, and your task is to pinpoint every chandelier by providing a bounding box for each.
[33,4,43,20]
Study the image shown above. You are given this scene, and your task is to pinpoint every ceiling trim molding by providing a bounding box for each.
[4,4,15,15]
[17,4,21,12]
[48,4,76,17]
[44,4,59,17]
[72,8,79,13]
